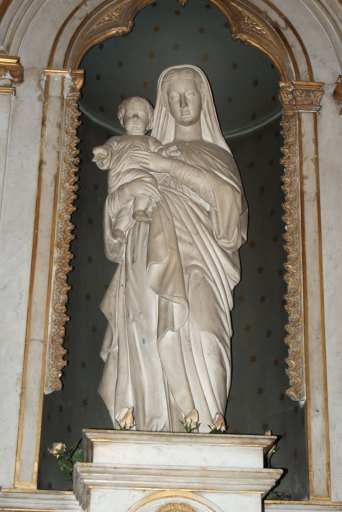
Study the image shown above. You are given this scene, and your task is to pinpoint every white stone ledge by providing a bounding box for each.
[0,491,341,512]
[0,490,80,510]
[83,430,276,469]
[74,463,282,494]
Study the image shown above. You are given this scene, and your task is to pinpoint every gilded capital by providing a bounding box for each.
[0,55,24,94]
[67,70,84,98]
[279,81,324,113]
[333,75,342,105]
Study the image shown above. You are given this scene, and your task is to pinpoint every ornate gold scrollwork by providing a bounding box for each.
[240,13,267,37]
[94,8,122,28]
[279,81,324,113]
[218,0,290,80]
[45,70,84,393]
[68,0,148,67]
[0,55,24,94]
[158,504,195,512]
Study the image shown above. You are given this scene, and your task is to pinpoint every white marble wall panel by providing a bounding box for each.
[271,0,342,500]
[317,90,342,501]
[299,112,329,499]
[16,72,66,486]
[0,93,12,216]
[0,68,44,487]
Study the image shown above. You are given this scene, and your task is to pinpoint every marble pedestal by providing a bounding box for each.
[74,430,282,512]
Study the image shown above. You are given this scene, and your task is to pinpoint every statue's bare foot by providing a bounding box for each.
[133,210,151,223]
[112,228,126,244]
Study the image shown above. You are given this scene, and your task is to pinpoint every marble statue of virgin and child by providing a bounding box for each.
[92,65,248,433]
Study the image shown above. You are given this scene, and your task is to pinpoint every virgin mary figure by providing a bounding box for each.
[98,65,248,432]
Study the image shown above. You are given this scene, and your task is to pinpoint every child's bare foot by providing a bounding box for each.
[133,210,151,223]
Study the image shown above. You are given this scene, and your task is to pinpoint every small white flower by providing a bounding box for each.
[182,408,200,433]
[48,442,67,458]
[209,412,227,433]
[115,407,135,430]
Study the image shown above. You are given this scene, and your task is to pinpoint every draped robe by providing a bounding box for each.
[99,140,247,432]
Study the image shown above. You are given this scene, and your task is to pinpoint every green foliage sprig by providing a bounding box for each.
[48,440,83,481]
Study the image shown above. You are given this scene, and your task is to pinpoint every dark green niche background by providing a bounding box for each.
[38,0,308,499]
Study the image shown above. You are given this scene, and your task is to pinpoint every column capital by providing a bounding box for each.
[279,80,324,113]
[333,75,342,105]
[0,55,24,95]
[44,69,84,99]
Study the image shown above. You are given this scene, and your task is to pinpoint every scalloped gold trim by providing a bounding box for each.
[44,71,84,393]
[279,108,305,401]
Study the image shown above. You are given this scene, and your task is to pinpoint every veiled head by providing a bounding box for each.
[152,65,231,153]
[161,68,204,126]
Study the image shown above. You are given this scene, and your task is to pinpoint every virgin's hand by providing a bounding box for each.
[130,150,172,173]
[118,179,160,203]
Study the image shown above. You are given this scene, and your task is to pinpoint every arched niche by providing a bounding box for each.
[1,0,341,503]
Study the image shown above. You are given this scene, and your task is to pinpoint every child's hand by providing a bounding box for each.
[92,146,109,162]
[165,144,181,157]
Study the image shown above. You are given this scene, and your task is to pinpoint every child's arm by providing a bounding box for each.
[93,137,119,170]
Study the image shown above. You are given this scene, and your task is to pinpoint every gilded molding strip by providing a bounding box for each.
[279,80,324,402]
[0,55,23,94]
[44,70,84,394]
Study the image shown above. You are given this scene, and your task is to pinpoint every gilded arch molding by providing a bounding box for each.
[43,0,321,404]
[61,0,300,79]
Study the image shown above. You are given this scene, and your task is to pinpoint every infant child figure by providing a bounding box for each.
[92,96,179,245]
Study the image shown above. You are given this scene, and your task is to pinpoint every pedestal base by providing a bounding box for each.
[74,430,282,512]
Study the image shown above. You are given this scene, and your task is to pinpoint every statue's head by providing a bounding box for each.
[117,96,154,135]
[153,65,230,153]
[160,67,204,126]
